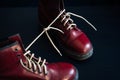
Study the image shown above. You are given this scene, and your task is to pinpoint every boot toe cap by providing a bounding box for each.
[64,33,93,60]
[48,62,79,80]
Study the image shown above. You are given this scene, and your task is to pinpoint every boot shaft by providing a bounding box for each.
[0,35,44,79]
[38,0,64,26]
[0,34,25,73]
[0,41,24,72]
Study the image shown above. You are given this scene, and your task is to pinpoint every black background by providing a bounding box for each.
[0,0,119,6]
[0,0,120,80]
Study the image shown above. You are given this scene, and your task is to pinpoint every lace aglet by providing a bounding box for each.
[93,27,97,31]
[58,51,62,56]
[95,29,97,31]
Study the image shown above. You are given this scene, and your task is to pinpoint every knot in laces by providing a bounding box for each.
[20,50,48,75]
[25,9,97,57]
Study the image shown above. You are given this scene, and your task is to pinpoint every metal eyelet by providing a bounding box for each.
[13,48,21,57]
[14,48,19,52]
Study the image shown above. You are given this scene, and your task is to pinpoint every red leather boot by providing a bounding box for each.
[38,0,97,60]
[0,34,78,80]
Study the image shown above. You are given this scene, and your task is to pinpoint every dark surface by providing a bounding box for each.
[0,1,120,80]
[0,0,119,6]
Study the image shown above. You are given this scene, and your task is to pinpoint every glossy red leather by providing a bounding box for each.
[0,34,78,80]
[38,0,93,60]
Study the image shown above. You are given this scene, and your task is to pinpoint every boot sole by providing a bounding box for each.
[63,47,93,61]
[74,67,79,80]
[59,40,93,61]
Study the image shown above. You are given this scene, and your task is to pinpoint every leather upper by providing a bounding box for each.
[0,34,77,80]
[38,0,93,56]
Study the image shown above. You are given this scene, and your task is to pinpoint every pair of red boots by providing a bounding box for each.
[0,0,96,80]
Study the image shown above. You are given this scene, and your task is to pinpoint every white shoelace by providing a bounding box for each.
[20,50,48,74]
[25,9,97,57]
[25,27,64,56]
[61,10,97,31]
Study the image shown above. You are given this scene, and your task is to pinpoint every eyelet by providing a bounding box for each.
[14,48,19,52]
[17,54,21,57]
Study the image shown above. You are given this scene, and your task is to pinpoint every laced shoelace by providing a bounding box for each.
[25,9,97,57]
[61,9,97,31]
[20,50,48,75]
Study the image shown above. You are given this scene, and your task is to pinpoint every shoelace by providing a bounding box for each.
[61,9,97,31]
[25,9,97,57]
[20,50,48,74]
